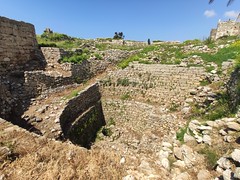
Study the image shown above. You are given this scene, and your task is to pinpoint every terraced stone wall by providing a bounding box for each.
[101,63,206,107]
[59,83,105,147]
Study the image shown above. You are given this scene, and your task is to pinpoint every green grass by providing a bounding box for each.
[61,54,89,64]
[198,146,219,170]
[65,90,79,99]
[200,79,211,86]
[205,92,234,121]
[107,117,116,126]
[176,126,188,143]
[120,93,131,100]
[183,39,202,45]
[95,43,143,51]
[191,91,234,121]
[118,55,140,69]
[192,43,240,66]
[94,53,103,60]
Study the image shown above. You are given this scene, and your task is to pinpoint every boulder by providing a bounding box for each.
[234,167,240,179]
[226,122,240,131]
[202,135,212,145]
[183,133,195,143]
[173,160,186,169]
[162,142,172,148]
[219,129,228,136]
[222,169,234,180]
[224,136,234,143]
[231,149,240,162]
[123,175,135,180]
[173,147,183,160]
[181,145,196,167]
[217,157,232,170]
[161,158,170,170]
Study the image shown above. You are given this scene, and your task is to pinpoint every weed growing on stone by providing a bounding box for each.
[120,93,131,100]
[108,117,116,126]
[200,79,211,86]
[198,146,219,170]
[94,53,103,60]
[176,126,188,143]
[65,90,79,99]
[169,103,180,112]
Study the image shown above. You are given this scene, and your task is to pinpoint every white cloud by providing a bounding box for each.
[204,10,216,18]
[224,11,239,19]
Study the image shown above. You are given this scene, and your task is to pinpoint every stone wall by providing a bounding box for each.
[104,49,139,63]
[24,71,72,96]
[0,16,45,120]
[41,47,66,69]
[59,83,105,147]
[101,63,206,107]
[96,39,147,46]
[210,20,240,40]
[227,68,240,112]
[0,16,44,74]
[24,59,110,97]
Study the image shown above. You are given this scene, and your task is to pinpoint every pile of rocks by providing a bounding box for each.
[154,116,240,179]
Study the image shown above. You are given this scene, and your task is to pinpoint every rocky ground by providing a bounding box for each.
[1,37,240,179]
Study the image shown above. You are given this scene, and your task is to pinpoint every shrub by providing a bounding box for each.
[38,43,57,48]
[118,55,140,69]
[61,54,89,64]
[205,92,233,121]
[41,32,73,41]
[108,117,116,126]
[183,39,202,45]
[102,127,113,137]
[193,42,240,66]
[94,53,103,60]
[176,126,188,143]
[198,146,219,169]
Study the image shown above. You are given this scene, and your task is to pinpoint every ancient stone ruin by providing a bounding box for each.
[210,19,240,40]
[0,16,106,147]
[1,16,240,179]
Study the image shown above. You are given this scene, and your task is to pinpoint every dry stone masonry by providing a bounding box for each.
[0,17,107,146]
[0,16,44,74]
[101,63,206,108]
[0,16,44,120]
[210,20,240,40]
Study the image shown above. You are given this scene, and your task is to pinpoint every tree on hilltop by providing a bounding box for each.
[113,32,125,40]
[209,0,234,6]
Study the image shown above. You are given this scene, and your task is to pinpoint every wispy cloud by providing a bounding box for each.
[224,11,239,19]
[204,10,216,18]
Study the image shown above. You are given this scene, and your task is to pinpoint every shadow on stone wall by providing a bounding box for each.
[227,67,240,112]
[59,83,106,148]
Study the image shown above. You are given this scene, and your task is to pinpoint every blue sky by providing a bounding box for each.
[0,0,239,42]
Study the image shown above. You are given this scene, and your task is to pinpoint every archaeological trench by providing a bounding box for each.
[1,16,240,179]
